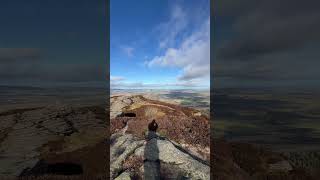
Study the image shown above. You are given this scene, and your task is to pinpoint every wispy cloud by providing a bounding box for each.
[154,4,188,49]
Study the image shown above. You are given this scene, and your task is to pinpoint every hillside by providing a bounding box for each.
[110,95,210,179]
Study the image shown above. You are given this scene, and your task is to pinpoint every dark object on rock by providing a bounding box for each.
[148,120,158,132]
[118,112,136,117]
[20,160,83,176]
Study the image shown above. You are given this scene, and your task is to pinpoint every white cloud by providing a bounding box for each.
[111,81,143,88]
[110,80,207,89]
[178,65,210,81]
[147,18,210,84]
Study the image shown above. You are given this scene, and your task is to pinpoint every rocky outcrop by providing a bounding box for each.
[110,133,144,178]
[110,95,210,179]
[0,105,106,177]
[111,95,210,161]
[110,131,210,179]
[138,138,210,179]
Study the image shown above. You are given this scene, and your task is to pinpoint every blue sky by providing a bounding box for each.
[111,0,210,89]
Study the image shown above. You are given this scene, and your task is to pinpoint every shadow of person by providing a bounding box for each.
[144,120,161,180]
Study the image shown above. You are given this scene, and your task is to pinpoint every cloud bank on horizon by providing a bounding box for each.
[111,0,210,89]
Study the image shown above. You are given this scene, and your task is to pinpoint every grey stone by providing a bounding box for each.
[269,160,293,172]
[110,133,144,178]
[114,171,132,180]
[135,138,210,180]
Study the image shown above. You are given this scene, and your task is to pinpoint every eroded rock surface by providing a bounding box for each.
[0,105,106,177]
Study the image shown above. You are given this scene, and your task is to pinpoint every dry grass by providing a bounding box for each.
[144,106,165,119]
